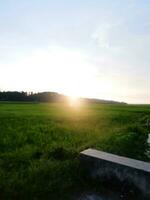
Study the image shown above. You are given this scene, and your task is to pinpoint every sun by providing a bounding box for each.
[12,46,114,100]
[68,95,80,107]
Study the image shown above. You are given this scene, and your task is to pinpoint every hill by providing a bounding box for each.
[0,91,126,104]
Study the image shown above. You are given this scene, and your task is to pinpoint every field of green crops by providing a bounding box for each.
[0,102,149,199]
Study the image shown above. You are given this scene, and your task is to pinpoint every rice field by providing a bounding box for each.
[0,102,149,199]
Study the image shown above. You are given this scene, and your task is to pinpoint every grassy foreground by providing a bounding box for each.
[0,102,149,199]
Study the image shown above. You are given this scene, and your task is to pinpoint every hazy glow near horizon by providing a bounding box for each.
[0,0,150,103]
[1,46,117,100]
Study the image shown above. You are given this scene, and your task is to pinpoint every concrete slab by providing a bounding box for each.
[80,149,150,198]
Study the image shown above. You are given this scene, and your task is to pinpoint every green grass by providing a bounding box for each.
[0,102,149,199]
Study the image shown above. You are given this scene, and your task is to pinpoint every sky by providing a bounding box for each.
[0,0,150,103]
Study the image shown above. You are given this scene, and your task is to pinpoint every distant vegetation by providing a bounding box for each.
[0,102,149,199]
[0,91,126,104]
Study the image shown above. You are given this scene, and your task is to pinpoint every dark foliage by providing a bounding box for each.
[0,91,67,102]
[0,91,126,104]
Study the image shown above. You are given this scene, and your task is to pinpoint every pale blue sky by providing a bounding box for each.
[0,0,150,103]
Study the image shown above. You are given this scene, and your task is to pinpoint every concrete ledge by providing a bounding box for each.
[80,149,150,197]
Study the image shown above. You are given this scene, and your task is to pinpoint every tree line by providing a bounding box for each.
[0,91,67,102]
[0,91,126,104]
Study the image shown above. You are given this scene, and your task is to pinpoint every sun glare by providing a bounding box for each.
[68,95,80,107]
[5,46,116,101]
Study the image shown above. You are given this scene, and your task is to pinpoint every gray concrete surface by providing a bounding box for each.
[80,149,150,198]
